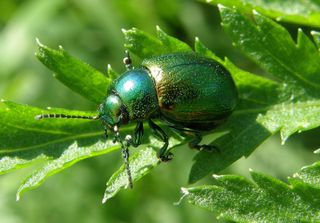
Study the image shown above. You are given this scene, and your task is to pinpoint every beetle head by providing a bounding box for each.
[98,94,129,128]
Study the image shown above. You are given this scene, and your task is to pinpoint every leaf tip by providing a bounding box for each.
[292,172,299,178]
[311,30,318,36]
[314,148,320,154]
[156,25,166,37]
[16,192,21,201]
[35,37,43,47]
[121,28,127,34]
[280,131,289,145]
[212,174,222,179]
[181,187,189,195]
[173,187,189,206]
[252,9,259,15]
[101,196,108,204]
[217,4,226,11]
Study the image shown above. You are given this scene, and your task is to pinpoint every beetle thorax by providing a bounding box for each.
[110,68,159,121]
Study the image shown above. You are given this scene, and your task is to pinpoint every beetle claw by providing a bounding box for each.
[158,152,174,162]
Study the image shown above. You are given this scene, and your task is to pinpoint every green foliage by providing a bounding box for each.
[122,26,192,57]
[102,136,183,203]
[182,160,320,222]
[1,1,320,222]
[181,5,320,222]
[0,100,118,199]
[35,39,112,104]
[205,0,320,28]
[190,5,320,183]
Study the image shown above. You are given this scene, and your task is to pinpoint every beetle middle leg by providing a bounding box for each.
[169,126,219,153]
[148,119,172,162]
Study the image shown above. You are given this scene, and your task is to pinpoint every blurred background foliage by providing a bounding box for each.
[0,0,318,222]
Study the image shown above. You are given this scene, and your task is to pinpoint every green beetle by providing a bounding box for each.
[36,52,238,187]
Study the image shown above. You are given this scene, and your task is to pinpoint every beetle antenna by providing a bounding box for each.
[113,125,133,188]
[122,145,133,188]
[123,50,133,70]
[35,114,100,120]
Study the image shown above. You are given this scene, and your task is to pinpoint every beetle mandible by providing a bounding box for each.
[35,51,238,188]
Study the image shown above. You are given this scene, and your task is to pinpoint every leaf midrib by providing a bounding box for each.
[262,44,320,89]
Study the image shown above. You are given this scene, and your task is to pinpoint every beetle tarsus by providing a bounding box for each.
[188,132,220,153]
[158,152,174,162]
[194,144,220,153]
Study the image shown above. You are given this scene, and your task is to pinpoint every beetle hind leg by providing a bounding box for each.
[148,119,172,162]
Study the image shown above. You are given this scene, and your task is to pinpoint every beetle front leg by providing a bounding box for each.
[148,119,172,162]
[125,122,144,147]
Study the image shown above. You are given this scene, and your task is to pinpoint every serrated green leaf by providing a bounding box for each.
[155,26,192,52]
[0,100,131,198]
[205,0,320,28]
[219,6,320,139]
[35,39,112,104]
[122,28,163,58]
[106,64,119,80]
[292,161,320,187]
[17,140,119,200]
[103,127,185,202]
[123,26,192,58]
[183,161,320,222]
[189,6,320,183]
[312,30,320,49]
[102,147,159,203]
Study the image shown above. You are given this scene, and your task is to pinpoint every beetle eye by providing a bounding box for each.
[112,107,122,120]
[115,108,121,116]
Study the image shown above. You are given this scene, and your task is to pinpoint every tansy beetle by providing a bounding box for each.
[35,51,238,188]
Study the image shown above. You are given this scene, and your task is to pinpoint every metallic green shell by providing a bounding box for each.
[142,53,238,129]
